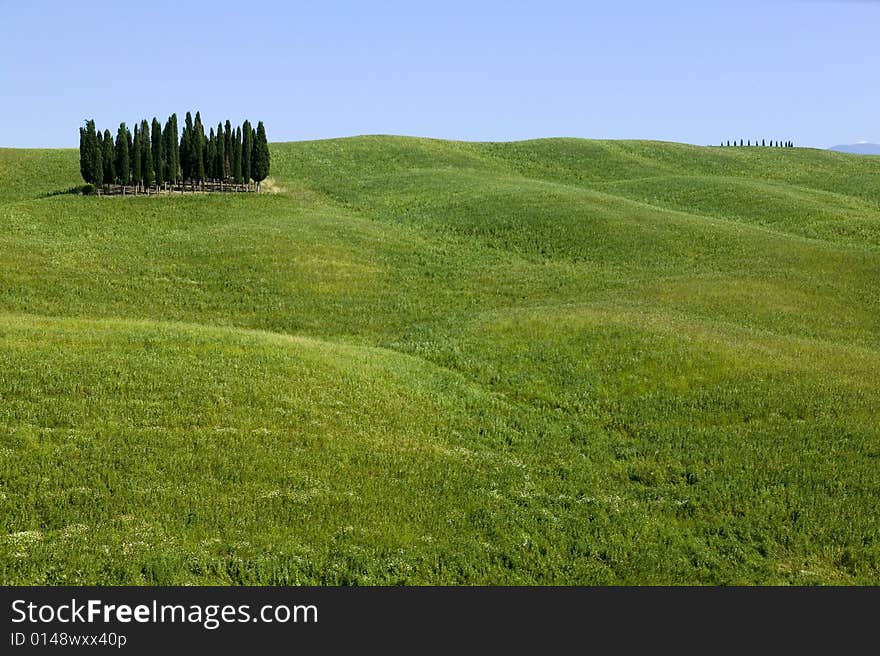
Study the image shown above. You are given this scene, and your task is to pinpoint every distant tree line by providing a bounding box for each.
[720,139,795,148]
[79,112,271,194]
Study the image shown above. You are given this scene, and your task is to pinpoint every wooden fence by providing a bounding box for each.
[95,181,258,196]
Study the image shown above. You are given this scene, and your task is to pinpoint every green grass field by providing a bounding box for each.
[1,137,878,584]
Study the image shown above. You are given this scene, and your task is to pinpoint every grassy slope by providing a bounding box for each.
[0,138,878,584]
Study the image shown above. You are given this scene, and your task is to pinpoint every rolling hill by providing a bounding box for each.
[830,143,880,156]
[1,137,878,584]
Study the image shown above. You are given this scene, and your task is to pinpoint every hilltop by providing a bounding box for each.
[830,143,880,156]
[1,137,878,584]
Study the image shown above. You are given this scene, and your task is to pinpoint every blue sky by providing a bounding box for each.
[0,0,877,148]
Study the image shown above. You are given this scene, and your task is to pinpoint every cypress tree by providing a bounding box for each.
[224,120,232,178]
[79,120,101,185]
[181,112,194,182]
[115,123,130,188]
[170,113,180,182]
[151,118,164,186]
[87,120,102,187]
[251,121,270,192]
[193,112,206,185]
[132,124,142,189]
[96,131,106,189]
[207,128,217,181]
[102,129,115,184]
[233,126,242,184]
[162,119,172,185]
[201,128,209,182]
[96,129,103,165]
[180,126,190,182]
[79,125,89,183]
[216,122,225,182]
[180,127,189,181]
[241,120,253,185]
[144,142,154,189]
[164,116,179,184]
[142,124,154,190]
[139,120,150,182]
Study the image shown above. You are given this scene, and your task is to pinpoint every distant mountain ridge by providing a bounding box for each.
[829,143,880,155]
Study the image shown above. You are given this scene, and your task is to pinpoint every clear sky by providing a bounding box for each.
[1,0,877,148]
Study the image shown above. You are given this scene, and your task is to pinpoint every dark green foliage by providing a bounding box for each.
[143,130,154,189]
[132,124,142,185]
[80,182,97,195]
[241,120,252,183]
[233,127,242,184]
[207,128,217,180]
[181,112,193,181]
[201,132,209,181]
[88,120,102,188]
[193,112,206,183]
[151,118,163,185]
[170,113,180,182]
[224,120,232,178]
[250,121,270,189]
[79,126,88,183]
[115,123,130,186]
[162,119,173,183]
[139,120,150,183]
[95,131,104,182]
[164,115,179,183]
[215,122,225,181]
[79,120,102,186]
[75,112,265,191]
[102,129,115,183]
[80,126,89,175]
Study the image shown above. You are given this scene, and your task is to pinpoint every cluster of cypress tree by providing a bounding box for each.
[79,112,270,193]
[720,139,794,148]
